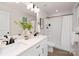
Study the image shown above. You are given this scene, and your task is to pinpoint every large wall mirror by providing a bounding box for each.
[0,2,39,36]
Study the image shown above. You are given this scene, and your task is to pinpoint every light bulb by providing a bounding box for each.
[27,5,30,10]
[25,2,40,13]
[26,2,33,10]
[31,8,34,11]
[34,6,38,13]
[15,1,21,3]
[37,8,40,12]
[29,3,33,9]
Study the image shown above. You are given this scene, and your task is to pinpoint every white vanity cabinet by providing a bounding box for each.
[18,36,48,56]
[0,35,47,56]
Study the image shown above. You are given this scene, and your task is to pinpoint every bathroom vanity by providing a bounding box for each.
[0,35,48,56]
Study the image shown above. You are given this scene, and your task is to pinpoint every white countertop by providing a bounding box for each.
[0,35,47,56]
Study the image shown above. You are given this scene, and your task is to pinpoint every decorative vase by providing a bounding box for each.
[22,29,31,40]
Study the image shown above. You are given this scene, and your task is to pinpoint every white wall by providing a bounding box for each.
[0,11,9,35]
[43,15,72,51]
[39,10,47,19]
[0,3,36,35]
[44,17,62,49]
[40,10,73,51]
[72,8,77,30]
[40,10,73,35]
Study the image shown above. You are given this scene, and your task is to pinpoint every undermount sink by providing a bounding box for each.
[0,35,35,49]
[0,41,27,49]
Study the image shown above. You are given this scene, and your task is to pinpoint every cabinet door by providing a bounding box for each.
[43,43,48,56]
[33,39,47,56]
[40,39,48,56]
[34,42,42,56]
[18,46,37,56]
[43,42,48,55]
[18,39,47,56]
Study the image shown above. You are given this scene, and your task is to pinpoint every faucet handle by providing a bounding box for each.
[2,41,9,45]
[9,37,15,44]
[4,35,8,39]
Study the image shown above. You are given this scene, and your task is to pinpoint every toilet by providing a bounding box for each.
[48,41,55,52]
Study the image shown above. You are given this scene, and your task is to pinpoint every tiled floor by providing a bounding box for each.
[48,47,73,56]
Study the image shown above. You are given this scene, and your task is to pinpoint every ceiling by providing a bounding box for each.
[0,2,76,18]
[0,2,36,17]
[34,2,76,16]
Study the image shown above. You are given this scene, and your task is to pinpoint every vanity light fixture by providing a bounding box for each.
[31,8,34,11]
[34,6,39,13]
[27,4,30,10]
[15,1,23,3]
[15,1,20,3]
[15,2,40,13]
[37,8,40,13]
[25,2,40,13]
[27,2,33,10]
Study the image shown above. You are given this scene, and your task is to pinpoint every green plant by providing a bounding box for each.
[15,17,32,30]
[25,22,33,30]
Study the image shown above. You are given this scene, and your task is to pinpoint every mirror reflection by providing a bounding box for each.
[0,2,40,36]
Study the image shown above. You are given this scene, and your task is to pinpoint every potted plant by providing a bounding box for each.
[15,17,33,39]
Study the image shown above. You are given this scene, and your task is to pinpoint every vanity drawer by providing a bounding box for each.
[33,39,47,56]
[33,39,45,50]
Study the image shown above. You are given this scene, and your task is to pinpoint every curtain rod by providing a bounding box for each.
[45,13,73,19]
